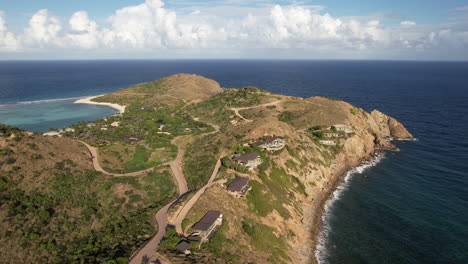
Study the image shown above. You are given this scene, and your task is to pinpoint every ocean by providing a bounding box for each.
[1,60,467,263]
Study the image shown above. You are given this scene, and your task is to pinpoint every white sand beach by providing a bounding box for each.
[74,95,126,114]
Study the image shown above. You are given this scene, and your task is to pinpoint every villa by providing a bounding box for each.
[319,139,336,146]
[189,211,223,243]
[251,136,286,152]
[333,124,353,133]
[232,152,262,169]
[226,177,251,198]
[323,132,340,138]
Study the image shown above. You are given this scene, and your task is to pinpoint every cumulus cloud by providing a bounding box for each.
[21,9,62,47]
[0,0,467,59]
[0,11,18,51]
[66,11,99,49]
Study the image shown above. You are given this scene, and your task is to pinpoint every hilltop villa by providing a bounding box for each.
[232,152,262,169]
[250,136,286,152]
[189,211,223,243]
[226,177,251,198]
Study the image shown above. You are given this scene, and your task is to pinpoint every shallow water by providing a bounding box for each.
[0,98,117,132]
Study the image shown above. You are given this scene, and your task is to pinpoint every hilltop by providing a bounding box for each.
[0,74,412,264]
[92,73,223,111]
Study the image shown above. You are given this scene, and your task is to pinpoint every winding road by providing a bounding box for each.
[230,99,282,122]
[78,113,223,264]
[78,141,155,177]
[173,159,222,235]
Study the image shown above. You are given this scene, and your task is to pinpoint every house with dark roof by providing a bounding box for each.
[232,152,262,169]
[176,241,191,255]
[190,211,223,243]
[226,177,251,198]
[251,136,286,152]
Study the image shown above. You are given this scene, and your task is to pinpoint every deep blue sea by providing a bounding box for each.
[0,60,467,263]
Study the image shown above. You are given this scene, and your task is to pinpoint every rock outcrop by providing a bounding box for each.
[370,110,414,139]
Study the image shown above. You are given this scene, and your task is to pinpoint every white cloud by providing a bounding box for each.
[401,20,416,26]
[21,9,62,47]
[0,11,18,51]
[66,11,99,49]
[0,0,467,59]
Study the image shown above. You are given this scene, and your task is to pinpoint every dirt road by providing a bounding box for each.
[173,159,222,235]
[128,200,176,264]
[78,141,155,176]
[230,100,282,122]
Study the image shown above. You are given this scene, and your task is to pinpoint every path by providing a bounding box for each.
[173,159,222,235]
[78,141,155,177]
[167,136,189,195]
[129,200,176,264]
[230,100,282,122]
[129,119,220,263]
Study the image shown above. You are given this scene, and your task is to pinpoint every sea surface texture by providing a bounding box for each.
[1,60,467,263]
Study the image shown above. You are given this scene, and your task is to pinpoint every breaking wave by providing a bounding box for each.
[0,96,86,107]
[315,153,385,264]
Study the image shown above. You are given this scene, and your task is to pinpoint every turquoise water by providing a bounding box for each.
[0,97,117,132]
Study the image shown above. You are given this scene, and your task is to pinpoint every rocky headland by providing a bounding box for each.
[0,74,412,264]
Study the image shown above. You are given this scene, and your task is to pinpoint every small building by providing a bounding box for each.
[226,177,251,197]
[333,124,353,133]
[319,139,336,146]
[323,133,340,138]
[176,241,191,255]
[251,136,286,152]
[232,152,262,169]
[190,211,223,243]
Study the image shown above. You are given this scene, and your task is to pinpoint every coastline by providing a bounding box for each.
[308,152,381,264]
[74,95,126,114]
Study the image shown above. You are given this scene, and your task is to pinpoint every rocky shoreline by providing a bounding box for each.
[306,135,413,264]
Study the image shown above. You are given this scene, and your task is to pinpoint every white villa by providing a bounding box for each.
[251,136,286,152]
[319,139,336,146]
[333,124,353,133]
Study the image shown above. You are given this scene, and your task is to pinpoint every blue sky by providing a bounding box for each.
[1,0,468,60]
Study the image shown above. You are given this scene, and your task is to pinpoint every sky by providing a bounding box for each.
[1,0,468,60]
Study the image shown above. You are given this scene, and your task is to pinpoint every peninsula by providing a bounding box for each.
[0,74,413,264]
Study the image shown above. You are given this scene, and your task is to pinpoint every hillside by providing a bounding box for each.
[0,74,412,264]
[0,125,176,263]
[92,73,223,112]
